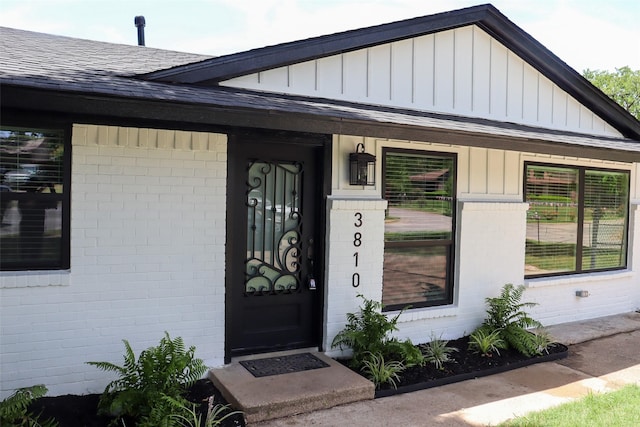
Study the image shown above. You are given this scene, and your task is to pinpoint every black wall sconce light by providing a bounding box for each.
[349,143,376,186]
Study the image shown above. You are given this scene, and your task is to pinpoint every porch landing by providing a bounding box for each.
[208,350,374,423]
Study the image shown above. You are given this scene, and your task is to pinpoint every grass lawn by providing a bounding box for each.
[499,384,640,427]
[525,240,624,272]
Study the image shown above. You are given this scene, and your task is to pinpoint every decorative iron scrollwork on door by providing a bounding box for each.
[245,161,303,295]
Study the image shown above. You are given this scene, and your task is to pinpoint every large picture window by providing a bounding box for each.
[1,126,69,270]
[524,163,629,278]
[382,149,456,311]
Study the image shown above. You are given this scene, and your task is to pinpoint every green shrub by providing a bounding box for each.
[385,338,425,368]
[468,328,506,357]
[530,328,555,355]
[87,332,207,426]
[331,295,422,369]
[420,335,458,370]
[331,295,398,368]
[480,284,545,357]
[361,352,405,390]
[158,395,242,427]
[0,385,58,427]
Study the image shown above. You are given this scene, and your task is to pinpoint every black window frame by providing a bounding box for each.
[0,114,71,271]
[381,147,457,312]
[523,161,630,279]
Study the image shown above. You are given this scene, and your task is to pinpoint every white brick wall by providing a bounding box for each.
[2,124,638,398]
[324,198,639,349]
[323,197,388,357]
[391,202,531,343]
[0,124,228,398]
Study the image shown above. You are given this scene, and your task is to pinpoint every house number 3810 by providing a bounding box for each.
[352,212,362,287]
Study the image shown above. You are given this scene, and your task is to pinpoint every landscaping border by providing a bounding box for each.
[375,343,569,398]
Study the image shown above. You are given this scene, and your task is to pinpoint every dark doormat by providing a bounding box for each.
[239,353,330,378]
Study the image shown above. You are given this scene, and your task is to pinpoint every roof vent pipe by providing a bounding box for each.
[134,16,146,46]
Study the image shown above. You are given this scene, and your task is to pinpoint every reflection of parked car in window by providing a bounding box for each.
[3,164,40,190]
[269,202,299,232]
[0,184,11,225]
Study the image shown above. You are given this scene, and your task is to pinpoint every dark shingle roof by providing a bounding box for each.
[0,26,210,77]
[1,20,640,162]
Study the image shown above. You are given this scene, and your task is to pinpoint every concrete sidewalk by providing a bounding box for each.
[251,312,640,426]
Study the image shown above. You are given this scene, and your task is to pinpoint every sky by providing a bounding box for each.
[0,0,638,73]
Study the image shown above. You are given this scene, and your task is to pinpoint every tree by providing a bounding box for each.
[583,66,640,121]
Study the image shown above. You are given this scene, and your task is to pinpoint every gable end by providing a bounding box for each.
[142,4,640,139]
[142,4,495,84]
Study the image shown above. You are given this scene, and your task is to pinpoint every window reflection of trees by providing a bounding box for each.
[0,128,65,267]
[382,150,457,310]
[524,164,629,276]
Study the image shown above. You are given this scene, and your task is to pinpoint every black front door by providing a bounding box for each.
[226,132,326,359]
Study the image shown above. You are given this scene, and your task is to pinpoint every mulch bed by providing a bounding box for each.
[27,379,245,427]
[344,336,568,398]
[26,338,567,425]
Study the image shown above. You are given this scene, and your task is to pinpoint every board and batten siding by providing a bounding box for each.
[0,124,228,397]
[222,25,621,138]
[331,135,639,201]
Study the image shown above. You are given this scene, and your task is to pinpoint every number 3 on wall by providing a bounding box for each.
[354,212,362,228]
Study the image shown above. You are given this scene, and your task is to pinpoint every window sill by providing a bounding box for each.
[392,304,458,323]
[0,270,70,288]
[525,270,633,288]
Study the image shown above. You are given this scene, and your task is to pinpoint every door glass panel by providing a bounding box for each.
[245,161,302,294]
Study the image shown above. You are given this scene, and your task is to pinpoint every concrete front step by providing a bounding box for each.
[208,351,374,423]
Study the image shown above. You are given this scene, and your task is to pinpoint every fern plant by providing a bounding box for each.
[87,332,207,426]
[468,328,506,357]
[480,284,544,357]
[0,385,58,427]
[361,352,405,390]
[331,295,424,370]
[331,295,402,369]
[384,338,425,368]
[420,335,458,370]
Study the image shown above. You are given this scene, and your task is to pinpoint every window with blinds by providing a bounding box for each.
[0,127,68,270]
[524,163,629,278]
[382,149,456,311]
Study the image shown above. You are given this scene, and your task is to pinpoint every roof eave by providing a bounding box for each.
[3,84,640,163]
